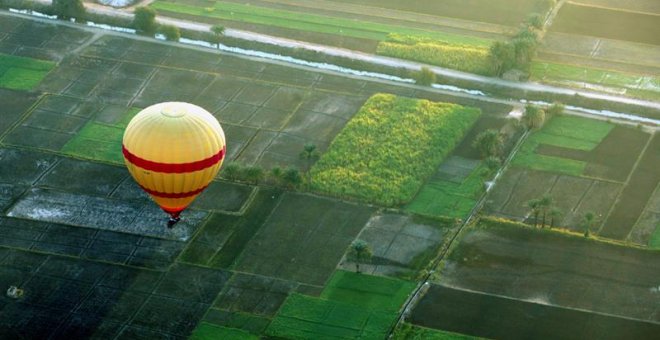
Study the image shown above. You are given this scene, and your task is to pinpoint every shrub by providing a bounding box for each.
[158,24,180,41]
[311,94,480,206]
[52,0,85,20]
[414,67,436,86]
[133,6,158,34]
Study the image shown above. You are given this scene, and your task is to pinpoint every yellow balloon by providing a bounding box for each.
[122,102,226,221]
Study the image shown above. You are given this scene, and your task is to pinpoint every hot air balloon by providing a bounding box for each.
[122,102,226,228]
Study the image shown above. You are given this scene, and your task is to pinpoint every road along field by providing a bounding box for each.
[146,0,550,73]
[485,114,658,241]
[408,220,660,339]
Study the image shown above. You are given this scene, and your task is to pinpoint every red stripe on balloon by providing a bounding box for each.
[139,184,209,199]
[123,145,225,174]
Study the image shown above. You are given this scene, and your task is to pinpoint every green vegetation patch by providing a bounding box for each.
[378,34,493,76]
[266,293,397,339]
[311,94,481,206]
[61,107,140,164]
[406,163,487,219]
[511,115,613,176]
[0,53,55,90]
[320,270,416,311]
[649,223,660,249]
[394,323,481,340]
[150,0,492,44]
[190,322,258,340]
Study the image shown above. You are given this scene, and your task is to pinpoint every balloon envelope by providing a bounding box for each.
[122,102,226,219]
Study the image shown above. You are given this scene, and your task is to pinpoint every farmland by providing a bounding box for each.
[0,53,54,90]
[486,114,657,241]
[535,2,660,99]
[550,3,660,45]
[310,94,480,206]
[409,221,660,338]
[0,6,659,340]
[405,112,513,220]
[265,271,415,339]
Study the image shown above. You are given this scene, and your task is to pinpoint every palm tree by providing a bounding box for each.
[527,199,541,227]
[210,25,225,48]
[538,195,553,228]
[581,212,596,237]
[270,166,283,186]
[347,239,373,274]
[245,166,264,185]
[549,207,562,229]
[282,167,302,189]
[299,143,320,171]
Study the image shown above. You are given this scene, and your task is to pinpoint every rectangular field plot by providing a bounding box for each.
[484,167,622,233]
[341,214,449,278]
[179,188,283,268]
[324,0,551,26]
[511,115,615,177]
[267,271,414,338]
[406,157,486,219]
[234,193,374,285]
[7,188,206,241]
[311,94,480,206]
[266,294,397,339]
[61,107,139,164]
[0,53,54,91]
[551,3,660,45]
[434,223,660,325]
[600,134,660,239]
[320,270,415,311]
[410,285,660,340]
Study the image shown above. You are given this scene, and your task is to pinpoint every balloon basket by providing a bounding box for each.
[167,217,181,229]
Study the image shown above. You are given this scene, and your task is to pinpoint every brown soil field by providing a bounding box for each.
[436,226,660,323]
[539,32,660,73]
[600,134,660,239]
[327,0,551,26]
[551,3,660,45]
[573,0,660,14]
[411,285,660,340]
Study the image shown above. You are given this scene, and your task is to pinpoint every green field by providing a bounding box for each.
[151,0,490,45]
[311,94,481,206]
[267,294,397,339]
[190,323,258,340]
[0,53,55,90]
[406,163,487,219]
[378,34,493,75]
[650,224,660,249]
[320,270,416,311]
[267,271,415,339]
[61,107,141,164]
[511,115,614,176]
